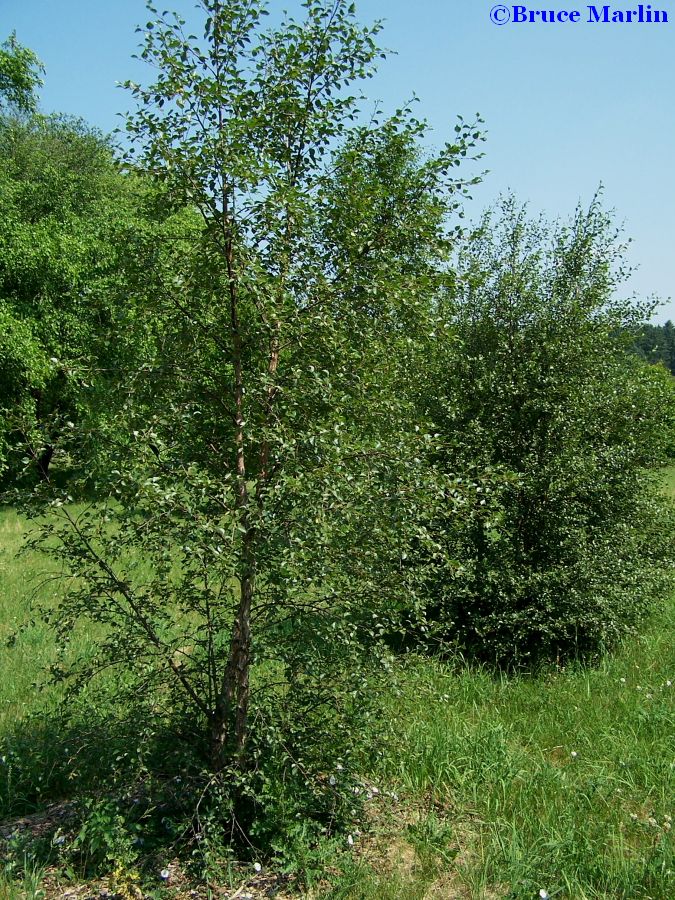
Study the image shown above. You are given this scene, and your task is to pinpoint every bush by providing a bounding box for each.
[419,197,675,667]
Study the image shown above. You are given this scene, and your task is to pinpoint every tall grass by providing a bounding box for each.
[0,508,61,733]
[1,471,674,897]
[348,605,674,898]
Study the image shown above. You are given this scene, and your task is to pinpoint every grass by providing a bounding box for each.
[0,507,61,732]
[338,604,675,898]
[0,859,45,900]
[320,467,675,898]
[0,472,674,898]
[662,465,675,501]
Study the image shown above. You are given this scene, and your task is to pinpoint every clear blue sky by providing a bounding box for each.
[2,0,674,321]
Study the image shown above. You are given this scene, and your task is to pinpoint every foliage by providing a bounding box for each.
[0,33,43,114]
[634,319,675,376]
[71,798,141,876]
[0,112,198,483]
[417,197,675,666]
[0,303,50,475]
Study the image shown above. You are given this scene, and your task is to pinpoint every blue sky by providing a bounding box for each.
[2,0,674,321]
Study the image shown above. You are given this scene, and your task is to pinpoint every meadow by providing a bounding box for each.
[0,469,673,898]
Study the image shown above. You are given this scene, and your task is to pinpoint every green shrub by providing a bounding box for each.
[419,197,675,667]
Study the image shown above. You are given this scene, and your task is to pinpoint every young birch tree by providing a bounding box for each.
[35,0,482,779]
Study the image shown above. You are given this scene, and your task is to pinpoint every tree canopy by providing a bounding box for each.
[634,319,675,374]
[0,33,43,113]
[415,197,675,666]
[0,111,199,482]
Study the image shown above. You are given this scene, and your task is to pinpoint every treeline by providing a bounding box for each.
[634,321,675,374]
[1,4,675,864]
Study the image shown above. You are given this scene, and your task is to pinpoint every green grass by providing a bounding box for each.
[1,474,674,898]
[339,605,674,898]
[0,858,45,900]
[662,464,675,501]
[0,505,109,735]
[0,508,61,731]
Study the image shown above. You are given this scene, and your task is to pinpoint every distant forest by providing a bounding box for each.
[634,321,675,374]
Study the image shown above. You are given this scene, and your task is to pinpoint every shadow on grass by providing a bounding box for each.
[0,706,211,880]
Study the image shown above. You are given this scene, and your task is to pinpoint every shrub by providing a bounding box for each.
[419,197,675,667]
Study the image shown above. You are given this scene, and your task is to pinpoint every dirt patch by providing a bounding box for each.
[0,801,76,843]
[33,868,298,900]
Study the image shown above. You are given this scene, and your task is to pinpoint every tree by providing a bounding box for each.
[0,33,43,114]
[33,0,482,814]
[634,320,675,375]
[417,196,675,666]
[0,112,197,482]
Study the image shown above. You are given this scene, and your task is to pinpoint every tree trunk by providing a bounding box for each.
[231,531,255,756]
[209,525,255,772]
[210,224,257,773]
[37,444,54,480]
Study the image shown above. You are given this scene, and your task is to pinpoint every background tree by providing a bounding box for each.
[0,32,43,114]
[634,319,675,375]
[0,111,197,482]
[417,196,675,666]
